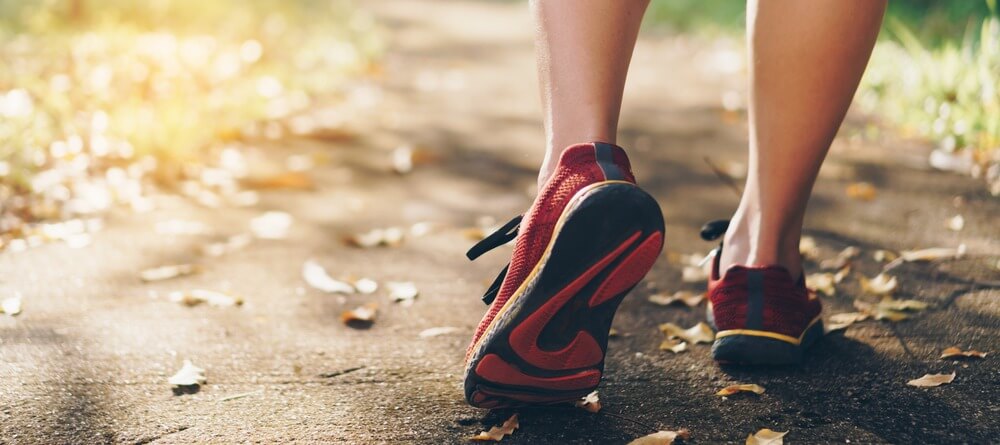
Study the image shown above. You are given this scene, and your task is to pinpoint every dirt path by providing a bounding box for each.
[2,1,998,443]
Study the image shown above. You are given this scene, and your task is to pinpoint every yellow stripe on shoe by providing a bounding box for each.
[714,315,823,346]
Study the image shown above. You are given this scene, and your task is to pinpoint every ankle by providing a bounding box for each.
[719,217,803,279]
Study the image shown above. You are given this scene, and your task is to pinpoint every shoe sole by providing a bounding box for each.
[706,305,824,365]
[464,181,664,408]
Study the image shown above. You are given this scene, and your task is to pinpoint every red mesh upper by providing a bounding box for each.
[708,259,822,338]
[467,143,634,360]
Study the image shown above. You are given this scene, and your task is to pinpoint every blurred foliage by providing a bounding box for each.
[645,0,994,45]
[0,0,382,191]
[646,0,1000,183]
[860,10,1000,162]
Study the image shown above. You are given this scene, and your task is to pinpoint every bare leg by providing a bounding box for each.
[719,0,886,279]
[531,0,649,188]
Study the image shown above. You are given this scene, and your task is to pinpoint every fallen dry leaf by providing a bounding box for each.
[799,236,820,260]
[627,429,691,445]
[168,290,243,307]
[806,273,836,297]
[820,246,861,270]
[353,278,378,294]
[659,322,715,344]
[341,303,378,327]
[659,337,688,354]
[846,182,877,201]
[302,260,355,294]
[344,227,405,248]
[250,211,293,240]
[1,295,23,316]
[746,428,787,445]
[907,372,956,387]
[860,273,898,296]
[419,326,460,338]
[946,215,965,232]
[899,245,967,262]
[717,384,766,397]
[168,360,206,387]
[873,249,898,262]
[140,264,199,282]
[878,297,929,312]
[388,281,419,305]
[834,265,851,283]
[470,414,519,442]
[575,390,602,413]
[854,297,927,322]
[826,312,870,332]
[648,291,704,307]
[940,347,987,359]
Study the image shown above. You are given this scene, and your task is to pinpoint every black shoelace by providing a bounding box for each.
[700,219,730,242]
[467,217,730,305]
[466,215,522,305]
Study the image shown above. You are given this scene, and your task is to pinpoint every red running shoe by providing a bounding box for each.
[700,220,824,365]
[463,142,664,408]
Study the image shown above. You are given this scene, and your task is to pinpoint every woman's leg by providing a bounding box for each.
[531,0,649,188]
[719,0,886,279]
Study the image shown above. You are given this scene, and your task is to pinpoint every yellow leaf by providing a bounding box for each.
[825,312,869,333]
[907,372,956,387]
[746,428,787,445]
[833,265,851,283]
[716,384,765,396]
[659,322,715,344]
[799,236,820,260]
[860,273,898,296]
[878,297,928,312]
[627,429,690,445]
[469,414,519,441]
[806,273,836,297]
[940,347,987,359]
[819,246,860,270]
[899,245,966,262]
[574,391,601,413]
[872,249,898,262]
[659,337,688,354]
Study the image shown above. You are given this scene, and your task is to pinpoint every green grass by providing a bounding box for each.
[859,11,1000,161]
